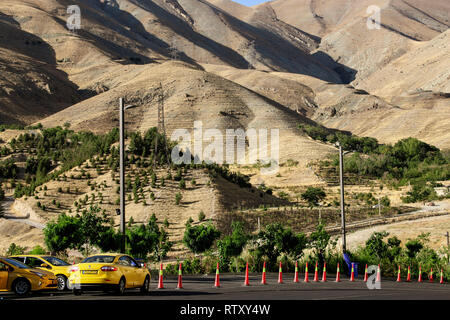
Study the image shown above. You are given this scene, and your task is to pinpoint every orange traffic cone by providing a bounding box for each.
[350,263,355,282]
[440,269,444,284]
[214,262,220,288]
[396,265,401,282]
[313,262,319,282]
[244,262,250,286]
[321,262,327,282]
[278,262,283,284]
[335,263,341,282]
[406,266,411,282]
[157,263,164,289]
[376,264,381,283]
[261,261,267,285]
[429,268,434,283]
[304,262,309,283]
[177,263,183,289]
[294,261,299,283]
[418,266,423,283]
[363,264,368,282]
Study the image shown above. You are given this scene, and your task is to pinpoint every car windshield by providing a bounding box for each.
[43,256,70,266]
[3,258,31,269]
[82,256,115,263]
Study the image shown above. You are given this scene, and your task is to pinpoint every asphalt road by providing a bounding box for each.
[1,273,449,300]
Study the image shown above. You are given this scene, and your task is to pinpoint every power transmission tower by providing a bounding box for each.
[169,38,179,61]
[154,83,171,170]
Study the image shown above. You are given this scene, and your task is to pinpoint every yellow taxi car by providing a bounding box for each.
[69,253,151,295]
[10,255,72,291]
[0,257,58,296]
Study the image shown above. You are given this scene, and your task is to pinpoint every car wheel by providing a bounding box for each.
[13,278,31,296]
[57,275,67,291]
[140,276,150,294]
[73,289,82,296]
[66,279,73,290]
[116,277,126,295]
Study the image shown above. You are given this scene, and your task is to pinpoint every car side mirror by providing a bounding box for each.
[40,263,50,269]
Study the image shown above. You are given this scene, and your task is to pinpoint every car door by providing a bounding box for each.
[117,256,136,287]
[26,257,51,271]
[127,256,145,286]
[0,261,9,290]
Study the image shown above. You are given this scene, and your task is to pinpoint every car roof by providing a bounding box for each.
[9,255,47,257]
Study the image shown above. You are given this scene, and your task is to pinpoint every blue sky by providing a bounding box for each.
[231,0,270,6]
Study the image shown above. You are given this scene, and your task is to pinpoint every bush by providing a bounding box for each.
[183,223,220,255]
[198,211,206,222]
[28,245,47,255]
[6,243,26,255]
[175,192,182,205]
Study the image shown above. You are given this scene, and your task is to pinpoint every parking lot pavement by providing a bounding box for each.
[1,273,449,300]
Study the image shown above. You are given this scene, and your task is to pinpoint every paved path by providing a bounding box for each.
[2,273,449,301]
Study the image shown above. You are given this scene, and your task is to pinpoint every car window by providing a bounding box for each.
[127,256,138,267]
[0,262,8,271]
[10,257,26,264]
[82,256,115,263]
[43,256,70,266]
[118,256,131,266]
[26,257,46,268]
[3,258,31,269]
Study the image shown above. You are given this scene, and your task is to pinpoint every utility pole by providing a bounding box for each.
[446,231,449,263]
[119,98,137,253]
[337,142,346,252]
[154,83,171,169]
[378,197,381,216]
[119,98,126,253]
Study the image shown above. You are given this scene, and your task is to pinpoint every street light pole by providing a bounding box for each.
[119,98,126,253]
[446,231,449,263]
[119,98,138,253]
[337,142,346,252]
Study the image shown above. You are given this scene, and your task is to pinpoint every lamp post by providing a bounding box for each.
[119,98,137,253]
[336,142,346,252]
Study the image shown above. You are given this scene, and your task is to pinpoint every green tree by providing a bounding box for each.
[175,192,182,205]
[301,187,326,208]
[308,220,335,268]
[198,211,206,222]
[217,221,249,271]
[6,243,26,255]
[252,223,308,270]
[183,223,220,255]
[0,184,5,201]
[153,228,173,262]
[0,202,4,218]
[44,213,83,254]
[28,245,46,255]
[79,206,110,256]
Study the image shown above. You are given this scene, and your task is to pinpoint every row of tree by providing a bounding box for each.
[44,206,172,260]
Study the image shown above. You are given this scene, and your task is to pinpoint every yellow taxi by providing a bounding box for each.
[0,257,58,295]
[68,253,151,295]
[10,255,72,291]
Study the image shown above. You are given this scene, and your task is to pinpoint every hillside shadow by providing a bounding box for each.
[0,13,56,65]
[204,0,352,83]
[312,51,357,84]
[123,0,249,68]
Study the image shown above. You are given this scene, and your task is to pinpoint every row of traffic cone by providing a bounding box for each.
[395,265,444,283]
[156,261,445,289]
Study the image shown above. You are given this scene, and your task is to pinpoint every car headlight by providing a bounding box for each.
[30,271,46,278]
